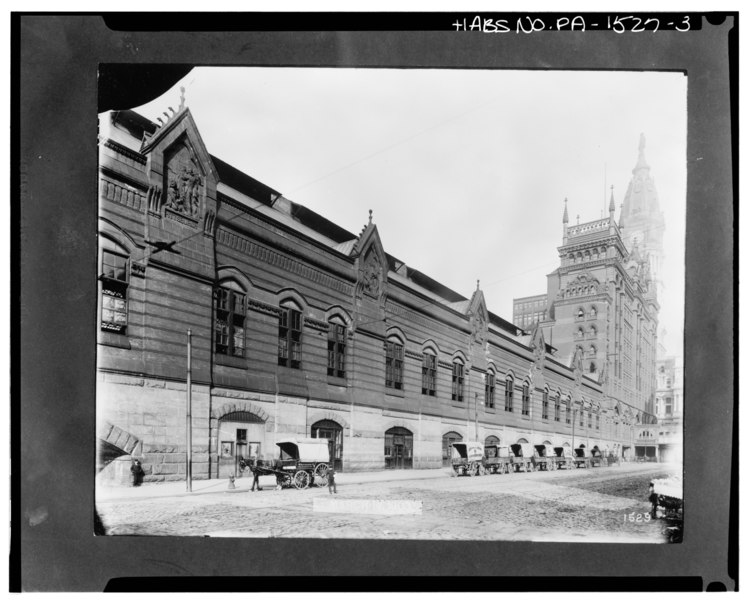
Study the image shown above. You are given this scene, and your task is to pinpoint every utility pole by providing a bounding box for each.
[474,392,479,442]
[186,329,192,492]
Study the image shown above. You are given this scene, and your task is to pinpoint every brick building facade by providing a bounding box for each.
[97,104,644,484]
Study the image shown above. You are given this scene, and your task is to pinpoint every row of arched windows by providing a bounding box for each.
[575,305,598,320]
[568,246,607,264]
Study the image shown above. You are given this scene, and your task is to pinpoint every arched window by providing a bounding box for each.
[589,344,597,357]
[521,381,530,416]
[504,376,514,412]
[421,349,437,396]
[565,397,571,424]
[576,307,585,320]
[214,280,246,357]
[385,335,404,390]
[327,316,347,378]
[99,237,130,335]
[485,370,496,409]
[278,300,302,368]
[554,393,561,422]
[541,388,549,420]
[589,325,597,338]
[590,305,597,319]
[451,359,465,402]
[577,328,584,339]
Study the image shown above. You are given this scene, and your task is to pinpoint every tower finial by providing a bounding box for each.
[562,198,569,224]
[179,86,186,110]
[477,279,480,290]
[608,184,615,213]
[368,209,373,225]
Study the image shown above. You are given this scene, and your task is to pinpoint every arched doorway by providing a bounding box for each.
[218,411,265,479]
[385,427,413,469]
[311,419,343,472]
[442,431,463,467]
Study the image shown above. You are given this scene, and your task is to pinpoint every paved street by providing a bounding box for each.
[96,463,678,542]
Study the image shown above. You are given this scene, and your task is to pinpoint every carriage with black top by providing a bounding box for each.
[451,442,487,476]
[589,448,604,467]
[510,443,535,472]
[484,444,513,474]
[241,438,331,489]
[532,444,556,471]
[572,447,591,469]
[552,446,574,469]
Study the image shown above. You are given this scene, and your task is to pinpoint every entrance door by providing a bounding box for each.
[217,411,265,479]
[311,419,343,472]
[385,427,413,469]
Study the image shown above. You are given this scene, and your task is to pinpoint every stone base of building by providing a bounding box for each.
[97,372,637,484]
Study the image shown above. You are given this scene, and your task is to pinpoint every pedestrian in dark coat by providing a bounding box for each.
[327,466,337,494]
[130,459,144,487]
[251,455,262,491]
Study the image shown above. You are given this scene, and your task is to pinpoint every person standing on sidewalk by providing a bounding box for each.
[251,455,262,492]
[327,466,337,494]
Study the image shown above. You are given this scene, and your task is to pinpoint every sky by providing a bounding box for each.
[133,67,687,357]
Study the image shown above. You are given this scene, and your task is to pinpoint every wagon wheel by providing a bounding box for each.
[314,463,329,487]
[293,470,311,489]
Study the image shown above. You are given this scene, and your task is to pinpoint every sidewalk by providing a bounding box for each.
[96,466,454,502]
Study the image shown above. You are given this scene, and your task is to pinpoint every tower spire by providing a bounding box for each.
[633,132,649,173]
[562,198,569,224]
[608,185,615,214]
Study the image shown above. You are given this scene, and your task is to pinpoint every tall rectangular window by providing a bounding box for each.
[485,372,495,409]
[542,389,549,420]
[565,400,571,424]
[279,306,302,368]
[596,413,600,430]
[385,340,403,390]
[554,395,561,422]
[451,362,464,402]
[521,383,530,416]
[214,285,246,357]
[327,322,346,378]
[505,378,514,412]
[422,353,436,396]
[100,250,129,334]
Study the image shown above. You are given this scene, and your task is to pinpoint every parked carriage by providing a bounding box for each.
[649,476,683,543]
[532,444,556,471]
[552,446,574,470]
[484,444,513,474]
[245,438,331,489]
[573,447,591,468]
[451,442,487,476]
[590,448,604,467]
[509,443,535,472]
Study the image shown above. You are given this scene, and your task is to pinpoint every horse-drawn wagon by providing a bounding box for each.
[242,438,331,489]
[649,476,683,543]
[451,441,487,476]
[532,444,556,471]
[484,444,513,474]
[552,446,574,469]
[590,448,604,467]
[572,447,591,469]
[509,443,535,472]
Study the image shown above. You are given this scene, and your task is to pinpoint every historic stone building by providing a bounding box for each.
[653,354,683,463]
[97,100,644,483]
[513,137,664,458]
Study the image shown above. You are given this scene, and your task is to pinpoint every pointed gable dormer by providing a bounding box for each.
[141,87,219,235]
[467,280,489,347]
[351,210,388,321]
[138,88,219,281]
